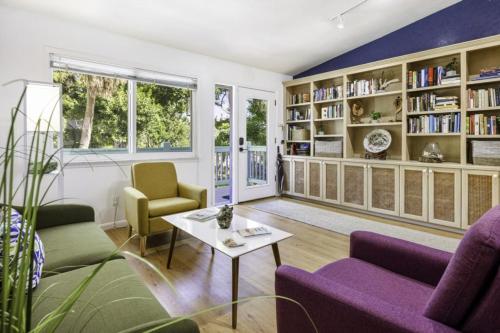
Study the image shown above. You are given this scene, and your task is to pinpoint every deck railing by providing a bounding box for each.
[214,145,267,186]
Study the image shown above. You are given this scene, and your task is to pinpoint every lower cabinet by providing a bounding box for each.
[292,158,306,197]
[400,166,428,222]
[428,168,461,228]
[306,159,322,200]
[341,162,367,210]
[323,161,340,204]
[281,157,292,194]
[367,164,399,216]
[462,170,499,229]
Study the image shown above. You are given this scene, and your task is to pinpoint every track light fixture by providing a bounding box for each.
[331,0,368,29]
[337,15,344,29]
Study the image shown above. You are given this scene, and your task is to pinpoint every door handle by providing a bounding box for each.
[239,147,247,152]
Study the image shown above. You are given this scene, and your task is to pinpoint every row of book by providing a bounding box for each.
[313,86,342,101]
[287,108,311,121]
[466,114,500,135]
[407,113,461,134]
[467,88,500,109]
[407,66,460,89]
[320,104,343,119]
[290,93,310,105]
[407,94,460,112]
[346,79,380,97]
[469,67,500,81]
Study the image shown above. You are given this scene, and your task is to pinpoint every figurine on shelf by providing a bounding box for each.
[351,102,364,124]
[393,96,402,122]
[378,70,400,91]
[445,58,459,77]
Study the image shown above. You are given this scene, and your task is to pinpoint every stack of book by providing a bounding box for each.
[466,114,500,135]
[407,113,461,134]
[346,79,379,97]
[313,86,342,101]
[320,104,343,119]
[408,93,437,112]
[469,67,500,81]
[407,66,445,88]
[467,88,500,109]
[434,96,460,110]
[287,108,311,121]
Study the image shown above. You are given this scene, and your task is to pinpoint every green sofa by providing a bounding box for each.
[26,204,199,333]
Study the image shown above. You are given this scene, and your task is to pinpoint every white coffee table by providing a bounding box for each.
[162,210,293,329]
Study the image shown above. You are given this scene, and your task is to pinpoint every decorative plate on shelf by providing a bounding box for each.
[363,129,392,153]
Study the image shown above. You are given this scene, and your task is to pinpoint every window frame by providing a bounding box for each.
[51,64,197,163]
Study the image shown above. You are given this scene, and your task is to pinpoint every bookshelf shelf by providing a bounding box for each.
[313,98,343,104]
[314,117,343,122]
[407,110,461,116]
[347,122,402,128]
[407,83,461,92]
[286,102,310,108]
[466,77,500,85]
[346,90,402,100]
[285,140,311,143]
[466,135,500,138]
[286,119,310,124]
[407,133,461,137]
[466,106,500,112]
[315,134,343,138]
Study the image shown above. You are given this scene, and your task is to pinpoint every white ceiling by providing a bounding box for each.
[1,0,460,75]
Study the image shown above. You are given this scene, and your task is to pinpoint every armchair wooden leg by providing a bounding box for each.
[140,236,147,257]
[127,225,133,238]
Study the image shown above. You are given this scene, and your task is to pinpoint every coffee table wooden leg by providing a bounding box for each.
[211,247,215,255]
[272,243,281,267]
[232,257,239,329]
[167,227,178,269]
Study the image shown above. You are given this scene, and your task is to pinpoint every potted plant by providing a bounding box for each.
[370,111,382,123]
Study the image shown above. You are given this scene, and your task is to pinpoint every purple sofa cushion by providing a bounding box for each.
[462,266,500,333]
[315,258,434,312]
[424,205,500,327]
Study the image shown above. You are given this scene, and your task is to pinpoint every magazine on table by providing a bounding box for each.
[237,226,271,237]
[185,208,219,222]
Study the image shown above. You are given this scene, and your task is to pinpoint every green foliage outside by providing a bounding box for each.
[53,70,192,150]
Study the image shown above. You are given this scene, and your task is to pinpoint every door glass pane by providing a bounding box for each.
[246,98,267,186]
[214,85,233,205]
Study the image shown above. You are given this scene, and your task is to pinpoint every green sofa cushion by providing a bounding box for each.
[148,197,199,217]
[37,222,120,276]
[32,259,199,333]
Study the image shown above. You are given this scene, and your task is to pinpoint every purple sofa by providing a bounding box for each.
[275,206,500,333]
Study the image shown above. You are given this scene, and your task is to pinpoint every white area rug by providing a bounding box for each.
[249,199,460,252]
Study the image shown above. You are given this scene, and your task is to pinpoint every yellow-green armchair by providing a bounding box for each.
[124,162,207,256]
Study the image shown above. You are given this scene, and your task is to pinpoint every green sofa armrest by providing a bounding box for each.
[124,186,149,236]
[178,182,207,208]
[30,204,94,230]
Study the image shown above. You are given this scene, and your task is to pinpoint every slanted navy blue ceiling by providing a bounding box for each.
[294,0,500,79]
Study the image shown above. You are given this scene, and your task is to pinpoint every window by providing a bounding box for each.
[50,54,196,155]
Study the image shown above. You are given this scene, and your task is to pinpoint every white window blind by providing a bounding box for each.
[50,54,197,90]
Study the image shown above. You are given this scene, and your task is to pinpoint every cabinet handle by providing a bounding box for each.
[367,165,371,169]
[429,170,433,174]
[422,169,427,173]
[494,174,498,178]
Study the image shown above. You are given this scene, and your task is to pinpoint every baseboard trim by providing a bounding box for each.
[100,219,128,230]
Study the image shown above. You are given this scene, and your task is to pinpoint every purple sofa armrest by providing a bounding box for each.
[350,231,453,286]
[275,265,458,333]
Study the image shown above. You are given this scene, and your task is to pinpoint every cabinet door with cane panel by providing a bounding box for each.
[428,168,461,228]
[367,164,399,216]
[341,162,367,210]
[291,158,307,197]
[323,160,341,204]
[462,170,499,229]
[307,159,323,200]
[281,157,292,195]
[399,166,428,222]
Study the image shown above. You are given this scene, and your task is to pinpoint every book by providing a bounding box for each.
[223,238,246,248]
[237,226,271,237]
[185,208,219,221]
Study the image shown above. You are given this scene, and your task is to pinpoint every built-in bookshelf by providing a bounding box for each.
[283,36,500,166]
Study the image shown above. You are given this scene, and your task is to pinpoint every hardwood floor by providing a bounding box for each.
[105,198,461,333]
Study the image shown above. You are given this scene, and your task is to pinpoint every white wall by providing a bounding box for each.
[0,6,290,224]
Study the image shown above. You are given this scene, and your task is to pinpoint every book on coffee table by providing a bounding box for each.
[237,226,271,237]
[185,208,219,222]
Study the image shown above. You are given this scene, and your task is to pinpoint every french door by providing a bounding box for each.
[237,87,276,202]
